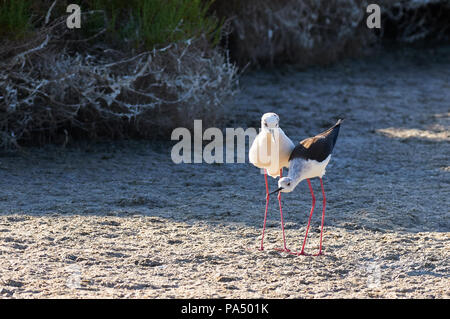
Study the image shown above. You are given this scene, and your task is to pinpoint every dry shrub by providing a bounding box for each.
[0,14,238,148]
[213,0,450,67]
[214,0,376,67]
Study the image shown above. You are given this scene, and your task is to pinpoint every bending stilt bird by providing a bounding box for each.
[249,113,295,252]
[269,119,343,256]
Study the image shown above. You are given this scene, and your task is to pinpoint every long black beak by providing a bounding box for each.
[268,187,283,195]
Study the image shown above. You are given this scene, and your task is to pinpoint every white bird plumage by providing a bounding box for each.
[249,113,294,177]
[278,155,331,193]
[249,112,294,252]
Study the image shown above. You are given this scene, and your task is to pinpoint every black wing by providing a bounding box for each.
[289,119,342,162]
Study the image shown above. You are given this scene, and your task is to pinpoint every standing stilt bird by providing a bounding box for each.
[249,113,295,252]
[269,119,343,256]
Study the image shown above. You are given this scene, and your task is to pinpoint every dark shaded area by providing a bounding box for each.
[212,0,450,67]
[382,2,450,44]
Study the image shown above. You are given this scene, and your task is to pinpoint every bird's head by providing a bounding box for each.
[261,112,279,142]
[261,113,279,132]
[269,177,296,194]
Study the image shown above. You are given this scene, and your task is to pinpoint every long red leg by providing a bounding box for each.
[299,179,315,255]
[259,169,270,250]
[275,168,289,252]
[315,177,326,256]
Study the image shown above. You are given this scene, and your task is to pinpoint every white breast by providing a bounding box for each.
[289,155,331,181]
[249,128,294,177]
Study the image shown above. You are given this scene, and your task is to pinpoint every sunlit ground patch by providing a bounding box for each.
[377,127,450,142]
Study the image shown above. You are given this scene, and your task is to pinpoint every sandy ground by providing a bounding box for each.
[0,47,449,299]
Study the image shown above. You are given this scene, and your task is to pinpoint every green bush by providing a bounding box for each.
[91,0,220,49]
[0,0,30,39]
[0,0,221,50]
[134,0,220,49]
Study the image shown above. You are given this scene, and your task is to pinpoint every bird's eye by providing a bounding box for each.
[287,182,291,186]
[264,123,268,127]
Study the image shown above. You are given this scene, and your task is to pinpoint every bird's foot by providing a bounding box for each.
[313,251,324,256]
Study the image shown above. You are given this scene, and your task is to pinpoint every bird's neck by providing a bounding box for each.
[287,159,307,185]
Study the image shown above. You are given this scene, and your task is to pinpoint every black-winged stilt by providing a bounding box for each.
[249,113,295,252]
[269,119,342,256]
